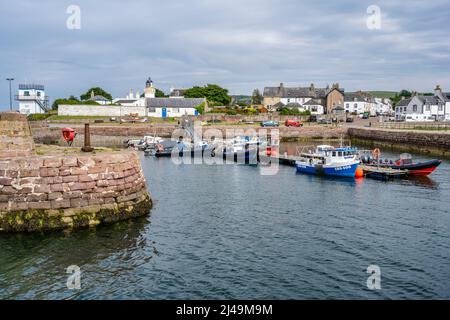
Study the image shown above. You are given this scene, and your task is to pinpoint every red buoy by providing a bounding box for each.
[62,128,76,146]
[355,167,364,178]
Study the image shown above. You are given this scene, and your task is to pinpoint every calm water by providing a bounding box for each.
[1,144,450,299]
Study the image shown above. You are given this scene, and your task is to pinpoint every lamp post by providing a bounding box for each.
[6,78,14,111]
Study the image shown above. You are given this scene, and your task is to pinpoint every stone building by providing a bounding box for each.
[263,83,344,114]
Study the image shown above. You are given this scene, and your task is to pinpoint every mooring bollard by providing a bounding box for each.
[81,123,94,152]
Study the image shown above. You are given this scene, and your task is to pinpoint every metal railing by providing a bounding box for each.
[372,121,450,130]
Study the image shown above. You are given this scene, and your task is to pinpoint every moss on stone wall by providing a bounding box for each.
[0,196,152,233]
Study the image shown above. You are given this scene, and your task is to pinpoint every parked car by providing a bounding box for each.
[346,117,354,123]
[309,115,318,122]
[317,118,332,124]
[261,120,279,127]
[285,119,303,127]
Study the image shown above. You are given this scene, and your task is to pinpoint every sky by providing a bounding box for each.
[1,0,450,110]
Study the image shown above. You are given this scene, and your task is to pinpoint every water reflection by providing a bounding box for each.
[0,217,151,299]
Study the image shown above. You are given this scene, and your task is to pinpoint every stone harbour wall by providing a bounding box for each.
[0,113,35,159]
[348,127,450,151]
[0,151,152,232]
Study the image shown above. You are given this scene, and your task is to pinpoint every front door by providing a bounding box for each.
[162,107,167,118]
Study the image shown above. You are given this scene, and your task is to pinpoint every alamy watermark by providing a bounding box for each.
[66,265,81,290]
[367,265,381,290]
[366,5,381,30]
[66,5,81,30]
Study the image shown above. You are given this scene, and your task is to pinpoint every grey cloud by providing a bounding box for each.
[1,0,450,110]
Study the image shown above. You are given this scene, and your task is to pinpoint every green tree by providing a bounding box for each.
[251,89,263,104]
[392,89,412,107]
[184,84,231,105]
[155,88,166,97]
[80,87,113,101]
[195,102,206,115]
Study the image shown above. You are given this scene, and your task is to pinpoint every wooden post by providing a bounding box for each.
[81,123,94,152]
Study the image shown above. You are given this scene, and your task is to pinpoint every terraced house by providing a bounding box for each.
[395,86,450,122]
[263,83,344,114]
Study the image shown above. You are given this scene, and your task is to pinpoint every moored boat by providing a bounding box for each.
[360,151,441,176]
[295,145,360,178]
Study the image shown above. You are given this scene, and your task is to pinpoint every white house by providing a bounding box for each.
[302,99,324,115]
[16,84,49,115]
[146,98,204,117]
[372,98,393,116]
[395,86,449,122]
[344,93,367,114]
[59,77,205,118]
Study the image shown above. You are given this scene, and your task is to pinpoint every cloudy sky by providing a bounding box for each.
[1,0,450,110]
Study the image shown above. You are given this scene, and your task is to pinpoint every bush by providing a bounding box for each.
[278,108,311,116]
[27,113,51,121]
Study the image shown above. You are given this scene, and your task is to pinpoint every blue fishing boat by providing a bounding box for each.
[295,145,359,178]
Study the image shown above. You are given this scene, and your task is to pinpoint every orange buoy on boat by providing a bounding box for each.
[355,166,364,178]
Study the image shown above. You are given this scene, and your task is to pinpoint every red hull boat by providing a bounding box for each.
[378,154,441,176]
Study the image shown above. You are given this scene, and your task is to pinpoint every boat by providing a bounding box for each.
[295,145,360,178]
[360,151,441,176]
[120,116,148,123]
[380,153,441,176]
[152,140,178,157]
[222,136,260,165]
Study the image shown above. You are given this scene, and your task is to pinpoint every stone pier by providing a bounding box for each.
[0,113,152,232]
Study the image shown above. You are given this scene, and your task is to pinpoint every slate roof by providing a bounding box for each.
[115,99,138,104]
[272,101,285,109]
[263,85,343,99]
[88,95,110,102]
[284,102,302,109]
[344,93,367,102]
[419,95,440,104]
[396,98,413,107]
[146,98,205,108]
[303,99,323,106]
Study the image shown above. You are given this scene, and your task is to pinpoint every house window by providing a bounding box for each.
[413,105,417,112]
[148,107,156,112]
[354,103,357,109]
[346,103,349,109]
[37,91,41,97]
[426,105,431,111]
[439,105,443,111]
[24,91,30,96]
[287,99,291,103]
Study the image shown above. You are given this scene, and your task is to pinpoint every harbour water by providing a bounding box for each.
[1,143,450,299]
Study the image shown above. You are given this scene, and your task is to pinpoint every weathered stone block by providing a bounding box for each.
[50,184,64,192]
[43,158,62,168]
[28,201,52,210]
[27,193,48,201]
[62,175,79,183]
[34,184,51,193]
[40,167,59,177]
[51,199,71,209]
[1,186,17,194]
[62,157,78,167]
[70,198,89,208]
[62,191,83,199]
[0,177,13,186]
[48,192,63,200]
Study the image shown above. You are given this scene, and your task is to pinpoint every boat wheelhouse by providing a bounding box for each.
[295,145,360,178]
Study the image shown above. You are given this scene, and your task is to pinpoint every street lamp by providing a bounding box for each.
[6,78,14,111]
